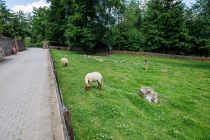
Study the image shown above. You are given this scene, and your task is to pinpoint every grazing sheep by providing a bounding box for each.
[85,72,103,91]
[60,57,68,66]
[97,59,103,62]
[139,87,159,103]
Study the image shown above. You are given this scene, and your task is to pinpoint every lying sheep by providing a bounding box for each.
[161,68,168,72]
[60,57,68,66]
[139,87,159,103]
[85,72,103,91]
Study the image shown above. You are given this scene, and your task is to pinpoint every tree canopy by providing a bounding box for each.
[1,0,210,56]
[0,0,30,39]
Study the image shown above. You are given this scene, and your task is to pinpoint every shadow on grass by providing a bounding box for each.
[182,62,210,70]
[155,59,210,70]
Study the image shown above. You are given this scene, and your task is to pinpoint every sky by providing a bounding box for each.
[5,0,50,13]
[5,0,197,13]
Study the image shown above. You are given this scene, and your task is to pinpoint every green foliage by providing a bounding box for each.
[185,0,210,56]
[64,3,96,50]
[142,0,191,54]
[112,0,144,51]
[31,7,49,44]
[64,0,125,52]
[52,50,210,140]
[13,11,31,39]
[0,1,30,39]
[0,0,12,37]
[24,37,31,48]
[2,0,209,56]
[45,0,73,46]
[24,37,42,48]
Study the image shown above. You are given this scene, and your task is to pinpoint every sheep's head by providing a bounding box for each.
[85,84,91,91]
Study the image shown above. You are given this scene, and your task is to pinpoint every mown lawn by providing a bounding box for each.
[51,50,210,140]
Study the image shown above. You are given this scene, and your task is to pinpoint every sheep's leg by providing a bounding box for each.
[88,81,92,90]
[85,84,88,91]
[97,80,102,89]
[85,80,91,91]
[97,81,100,88]
[99,79,103,89]
[65,63,67,66]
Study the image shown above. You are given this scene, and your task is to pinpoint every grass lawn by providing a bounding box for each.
[51,50,210,140]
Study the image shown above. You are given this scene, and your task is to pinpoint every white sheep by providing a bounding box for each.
[161,68,168,72]
[60,57,68,66]
[140,87,159,103]
[145,92,159,103]
[97,59,103,62]
[85,72,103,91]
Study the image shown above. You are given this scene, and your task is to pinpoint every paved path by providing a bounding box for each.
[0,48,55,140]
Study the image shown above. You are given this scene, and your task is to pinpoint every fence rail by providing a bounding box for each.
[48,49,75,140]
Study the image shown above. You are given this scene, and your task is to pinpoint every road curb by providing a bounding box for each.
[47,48,74,140]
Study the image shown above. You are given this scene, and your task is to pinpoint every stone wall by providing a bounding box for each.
[0,37,15,56]
[0,37,25,56]
[0,46,4,61]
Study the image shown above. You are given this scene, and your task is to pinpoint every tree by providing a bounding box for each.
[186,0,210,56]
[13,11,31,39]
[142,0,191,54]
[65,2,96,51]
[0,1,30,39]
[141,0,164,51]
[46,0,72,46]
[65,0,125,53]
[0,0,13,37]
[112,0,143,51]
[31,7,49,44]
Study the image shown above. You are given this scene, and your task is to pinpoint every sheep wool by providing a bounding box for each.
[85,72,103,90]
[60,57,68,66]
[140,87,159,103]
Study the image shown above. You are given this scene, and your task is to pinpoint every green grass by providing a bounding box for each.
[51,50,210,140]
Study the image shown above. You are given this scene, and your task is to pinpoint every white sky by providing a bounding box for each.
[6,0,50,13]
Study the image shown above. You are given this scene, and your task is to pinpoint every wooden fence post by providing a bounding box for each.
[63,107,75,140]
